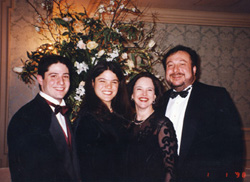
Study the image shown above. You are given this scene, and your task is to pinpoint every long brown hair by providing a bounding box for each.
[82,61,132,121]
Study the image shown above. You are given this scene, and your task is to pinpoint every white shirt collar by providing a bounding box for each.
[39,91,66,106]
[173,85,193,92]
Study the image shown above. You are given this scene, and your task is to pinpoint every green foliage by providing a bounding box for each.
[13,0,165,121]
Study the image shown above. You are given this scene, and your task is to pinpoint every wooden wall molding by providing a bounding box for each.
[142,8,250,28]
[0,0,13,167]
[243,128,250,168]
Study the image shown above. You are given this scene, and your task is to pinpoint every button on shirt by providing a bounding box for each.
[165,86,192,155]
[39,91,68,137]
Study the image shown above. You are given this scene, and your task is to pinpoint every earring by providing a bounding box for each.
[131,97,134,101]
[152,100,155,104]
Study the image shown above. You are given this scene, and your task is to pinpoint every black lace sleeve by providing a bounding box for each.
[157,117,177,182]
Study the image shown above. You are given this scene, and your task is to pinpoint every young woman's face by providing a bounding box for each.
[92,70,119,108]
[132,77,156,111]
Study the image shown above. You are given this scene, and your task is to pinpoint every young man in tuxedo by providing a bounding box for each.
[8,55,81,182]
[159,45,245,182]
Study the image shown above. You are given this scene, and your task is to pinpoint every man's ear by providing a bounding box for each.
[37,75,43,87]
[193,66,197,76]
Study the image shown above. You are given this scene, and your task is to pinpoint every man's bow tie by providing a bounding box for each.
[170,87,191,99]
[46,100,69,115]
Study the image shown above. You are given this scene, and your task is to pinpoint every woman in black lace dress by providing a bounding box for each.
[127,72,177,182]
[74,61,132,182]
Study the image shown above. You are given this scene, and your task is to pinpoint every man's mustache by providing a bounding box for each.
[170,73,184,77]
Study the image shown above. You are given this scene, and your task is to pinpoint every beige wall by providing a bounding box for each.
[1,0,250,169]
[153,23,250,127]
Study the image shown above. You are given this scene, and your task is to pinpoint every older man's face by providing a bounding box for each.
[165,51,196,92]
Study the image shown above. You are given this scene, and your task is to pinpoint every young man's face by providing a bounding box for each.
[37,63,70,103]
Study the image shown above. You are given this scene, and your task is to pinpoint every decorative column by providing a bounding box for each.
[0,0,13,167]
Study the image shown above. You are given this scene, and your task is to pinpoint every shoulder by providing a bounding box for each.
[74,109,103,133]
[11,95,44,119]
[194,81,227,93]
[75,109,97,126]
[7,95,52,141]
[8,95,52,129]
[191,81,230,101]
[162,89,172,98]
[151,111,174,129]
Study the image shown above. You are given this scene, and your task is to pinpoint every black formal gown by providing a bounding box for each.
[127,111,177,182]
[75,109,129,182]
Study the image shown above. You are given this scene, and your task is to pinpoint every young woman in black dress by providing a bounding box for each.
[74,61,132,182]
[127,72,177,182]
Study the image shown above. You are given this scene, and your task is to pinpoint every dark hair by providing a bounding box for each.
[162,45,200,78]
[38,55,73,78]
[83,61,132,120]
[127,71,165,111]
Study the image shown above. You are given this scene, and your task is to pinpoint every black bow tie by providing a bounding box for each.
[46,100,69,115]
[170,87,191,99]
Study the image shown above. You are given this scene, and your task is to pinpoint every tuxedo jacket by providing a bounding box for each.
[7,94,81,182]
[159,81,245,182]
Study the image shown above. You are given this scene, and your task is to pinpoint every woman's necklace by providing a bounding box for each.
[133,114,147,127]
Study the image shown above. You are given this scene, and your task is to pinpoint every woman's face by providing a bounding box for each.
[132,77,156,111]
[92,70,119,109]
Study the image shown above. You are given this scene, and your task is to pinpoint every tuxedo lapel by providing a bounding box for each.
[178,82,201,165]
[161,89,172,114]
[65,116,81,180]
[49,113,77,179]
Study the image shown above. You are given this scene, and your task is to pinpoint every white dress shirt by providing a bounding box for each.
[39,91,68,137]
[165,86,192,155]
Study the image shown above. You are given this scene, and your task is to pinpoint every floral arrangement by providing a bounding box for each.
[13,0,166,120]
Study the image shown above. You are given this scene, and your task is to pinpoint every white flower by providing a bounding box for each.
[87,41,98,50]
[41,3,45,8]
[91,57,97,65]
[106,57,112,62]
[120,4,124,9]
[74,95,82,102]
[107,48,119,61]
[77,40,86,49]
[76,82,85,96]
[147,39,156,48]
[155,74,161,79]
[99,4,104,8]
[125,59,135,70]
[121,53,128,59]
[79,81,85,87]
[35,26,40,32]
[13,66,24,73]
[99,8,105,13]
[110,0,115,5]
[37,17,42,23]
[98,4,105,13]
[115,28,122,35]
[132,8,136,12]
[74,61,89,74]
[62,17,72,22]
[124,70,129,76]
[97,50,105,58]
